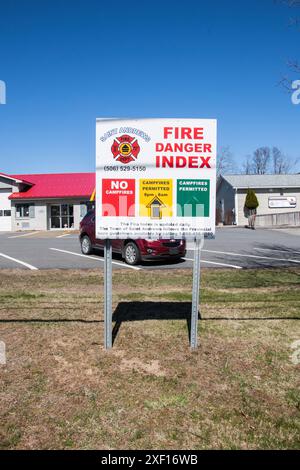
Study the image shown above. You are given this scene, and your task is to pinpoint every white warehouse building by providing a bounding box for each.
[216,174,300,227]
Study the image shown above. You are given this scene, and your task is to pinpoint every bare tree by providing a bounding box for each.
[217,146,236,177]
[276,0,300,90]
[273,146,299,173]
[252,147,271,174]
[243,146,297,174]
[276,0,300,8]
[272,147,289,173]
[242,155,253,174]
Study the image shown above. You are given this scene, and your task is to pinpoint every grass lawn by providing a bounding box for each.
[0,268,299,450]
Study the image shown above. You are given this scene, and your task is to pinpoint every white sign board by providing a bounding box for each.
[96,118,217,239]
[268,196,297,209]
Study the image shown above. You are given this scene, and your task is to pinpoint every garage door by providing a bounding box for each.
[0,188,12,231]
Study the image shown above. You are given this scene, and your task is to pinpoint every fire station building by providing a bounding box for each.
[0,172,95,232]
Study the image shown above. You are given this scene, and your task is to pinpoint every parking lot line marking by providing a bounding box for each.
[8,232,37,239]
[202,249,300,264]
[50,247,104,260]
[254,247,300,255]
[111,259,140,270]
[56,233,71,238]
[49,248,141,270]
[0,253,38,270]
[183,257,242,269]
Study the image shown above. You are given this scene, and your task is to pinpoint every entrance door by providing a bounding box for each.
[50,205,61,229]
[50,204,74,229]
[0,189,12,231]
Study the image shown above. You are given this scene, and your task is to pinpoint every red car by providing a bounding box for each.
[79,210,186,265]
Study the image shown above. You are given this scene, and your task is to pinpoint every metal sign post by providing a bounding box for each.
[104,239,113,349]
[190,235,204,349]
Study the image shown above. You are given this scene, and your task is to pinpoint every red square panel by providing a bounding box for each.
[102,179,135,216]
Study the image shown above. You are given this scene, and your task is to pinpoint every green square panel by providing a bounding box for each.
[177,179,210,217]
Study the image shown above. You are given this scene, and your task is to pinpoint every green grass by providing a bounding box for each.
[0,292,45,300]
[0,267,299,450]
[145,394,188,410]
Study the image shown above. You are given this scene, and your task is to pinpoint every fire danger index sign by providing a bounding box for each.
[96,118,217,239]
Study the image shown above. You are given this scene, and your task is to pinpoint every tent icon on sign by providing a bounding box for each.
[146,197,165,219]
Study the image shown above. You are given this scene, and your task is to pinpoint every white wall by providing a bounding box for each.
[12,200,47,231]
[237,188,300,225]
[216,178,235,224]
[0,177,14,231]
[0,188,12,231]
[11,199,89,231]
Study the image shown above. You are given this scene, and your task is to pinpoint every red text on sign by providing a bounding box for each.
[163,127,204,140]
[155,156,211,169]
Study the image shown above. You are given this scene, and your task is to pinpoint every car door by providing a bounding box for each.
[112,239,123,254]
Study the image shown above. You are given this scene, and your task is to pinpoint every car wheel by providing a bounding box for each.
[124,242,141,265]
[81,235,93,255]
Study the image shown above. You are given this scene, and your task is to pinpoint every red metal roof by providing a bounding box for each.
[0,172,33,185]
[9,172,95,200]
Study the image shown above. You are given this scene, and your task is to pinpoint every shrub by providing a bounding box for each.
[244,188,259,210]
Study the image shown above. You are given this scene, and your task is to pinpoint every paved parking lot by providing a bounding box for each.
[0,227,299,270]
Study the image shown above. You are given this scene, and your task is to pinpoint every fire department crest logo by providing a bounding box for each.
[111,134,140,164]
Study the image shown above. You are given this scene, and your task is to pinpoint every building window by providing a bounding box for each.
[16,204,30,218]
[50,204,74,229]
[0,210,11,217]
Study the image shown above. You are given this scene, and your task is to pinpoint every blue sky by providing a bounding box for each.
[0,0,299,174]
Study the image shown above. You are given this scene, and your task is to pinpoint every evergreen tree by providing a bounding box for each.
[244,189,259,210]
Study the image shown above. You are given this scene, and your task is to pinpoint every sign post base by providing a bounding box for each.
[103,235,204,350]
[190,235,204,349]
[104,239,112,349]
